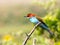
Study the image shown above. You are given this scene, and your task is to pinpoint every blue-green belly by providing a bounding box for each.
[29,17,39,24]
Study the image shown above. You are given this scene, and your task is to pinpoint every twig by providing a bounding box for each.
[33,38,36,45]
[23,22,41,45]
[25,33,28,37]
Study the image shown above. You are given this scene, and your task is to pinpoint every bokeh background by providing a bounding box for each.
[0,0,60,45]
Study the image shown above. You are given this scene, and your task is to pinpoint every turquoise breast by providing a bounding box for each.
[29,17,39,23]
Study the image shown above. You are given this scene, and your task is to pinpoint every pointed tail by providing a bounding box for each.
[47,29,54,36]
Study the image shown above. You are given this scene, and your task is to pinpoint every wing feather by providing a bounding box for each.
[35,16,48,27]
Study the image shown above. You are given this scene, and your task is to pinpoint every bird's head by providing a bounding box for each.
[27,13,35,17]
[24,13,35,18]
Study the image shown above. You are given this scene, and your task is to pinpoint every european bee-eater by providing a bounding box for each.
[25,13,54,35]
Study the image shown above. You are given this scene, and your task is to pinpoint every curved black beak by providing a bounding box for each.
[24,16,29,19]
[24,16,27,17]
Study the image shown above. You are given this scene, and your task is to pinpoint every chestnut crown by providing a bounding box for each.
[27,13,35,17]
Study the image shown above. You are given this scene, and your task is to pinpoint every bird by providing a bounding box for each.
[25,13,54,36]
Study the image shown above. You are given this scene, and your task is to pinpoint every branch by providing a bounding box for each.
[23,22,41,45]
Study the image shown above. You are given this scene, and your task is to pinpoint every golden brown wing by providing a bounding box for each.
[35,15,48,27]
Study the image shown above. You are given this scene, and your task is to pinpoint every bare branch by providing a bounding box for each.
[23,22,41,45]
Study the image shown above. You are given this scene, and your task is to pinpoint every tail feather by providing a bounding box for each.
[39,23,54,35]
[47,29,54,35]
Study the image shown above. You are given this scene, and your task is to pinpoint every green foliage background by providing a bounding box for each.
[44,8,60,41]
[0,0,60,45]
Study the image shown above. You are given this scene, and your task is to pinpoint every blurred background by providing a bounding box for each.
[0,0,60,45]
